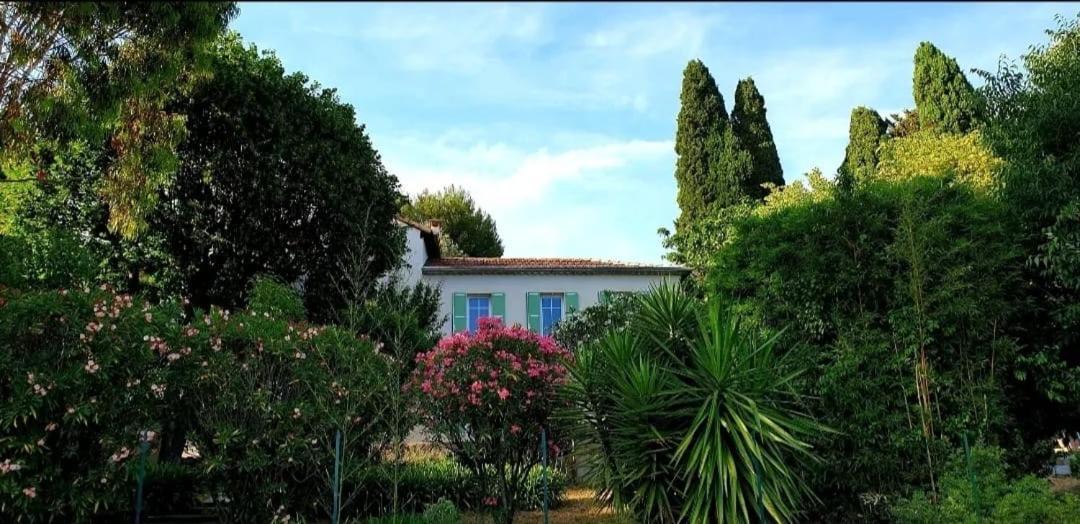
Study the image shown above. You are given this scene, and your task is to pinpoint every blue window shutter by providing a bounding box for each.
[526,292,541,333]
[492,292,505,323]
[452,292,467,332]
[565,292,579,314]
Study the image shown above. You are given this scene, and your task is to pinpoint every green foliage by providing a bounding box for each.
[0,2,236,238]
[893,446,1080,524]
[705,130,1036,520]
[246,275,306,321]
[190,308,392,522]
[0,285,163,521]
[837,106,888,191]
[732,77,784,198]
[564,285,825,523]
[913,42,980,134]
[422,498,461,524]
[978,14,1080,449]
[154,33,403,320]
[551,292,641,351]
[349,459,564,516]
[674,59,730,229]
[400,186,503,257]
[0,229,102,291]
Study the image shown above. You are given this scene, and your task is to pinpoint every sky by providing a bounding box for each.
[231,2,1077,263]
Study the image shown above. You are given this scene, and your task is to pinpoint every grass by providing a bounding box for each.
[462,487,631,524]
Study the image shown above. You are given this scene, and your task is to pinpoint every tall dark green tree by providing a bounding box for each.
[732,77,784,199]
[837,106,888,191]
[674,59,729,228]
[17,34,405,322]
[157,34,403,320]
[400,185,503,257]
[913,42,980,134]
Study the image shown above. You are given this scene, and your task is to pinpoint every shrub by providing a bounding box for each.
[0,285,168,521]
[189,295,393,522]
[246,275,306,321]
[893,445,1080,523]
[421,498,461,524]
[410,318,572,524]
[551,292,639,352]
[349,458,565,517]
[563,285,826,523]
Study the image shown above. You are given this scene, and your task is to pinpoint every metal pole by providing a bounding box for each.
[134,439,149,524]
[332,429,343,524]
[963,433,981,524]
[541,427,549,524]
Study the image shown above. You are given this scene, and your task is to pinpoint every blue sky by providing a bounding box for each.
[232,2,1076,263]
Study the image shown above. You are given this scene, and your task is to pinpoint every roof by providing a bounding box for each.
[422,257,690,276]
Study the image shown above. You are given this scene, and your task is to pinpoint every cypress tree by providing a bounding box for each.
[710,125,754,208]
[732,77,784,199]
[837,106,888,191]
[913,42,980,134]
[674,59,729,228]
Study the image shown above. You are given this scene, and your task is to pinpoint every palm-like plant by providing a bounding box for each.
[563,284,826,523]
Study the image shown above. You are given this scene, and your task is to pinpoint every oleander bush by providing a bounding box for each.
[410,318,572,524]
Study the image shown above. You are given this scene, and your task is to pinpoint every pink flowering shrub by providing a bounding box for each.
[410,317,572,524]
[0,279,395,522]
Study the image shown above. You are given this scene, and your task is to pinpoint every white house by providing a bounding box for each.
[394,217,689,335]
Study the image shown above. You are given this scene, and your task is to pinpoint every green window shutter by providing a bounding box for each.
[492,292,505,323]
[565,292,579,314]
[526,292,541,333]
[452,292,467,333]
[599,290,611,304]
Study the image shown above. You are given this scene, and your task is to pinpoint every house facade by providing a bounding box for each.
[394,218,688,335]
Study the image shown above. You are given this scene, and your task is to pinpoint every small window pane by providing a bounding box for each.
[540,294,562,336]
[468,296,491,333]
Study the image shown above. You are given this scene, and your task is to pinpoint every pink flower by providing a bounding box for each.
[497,388,510,401]
[22,487,35,498]
[483,496,498,507]
[510,424,522,434]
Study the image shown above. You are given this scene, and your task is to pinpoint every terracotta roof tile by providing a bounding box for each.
[423,257,688,275]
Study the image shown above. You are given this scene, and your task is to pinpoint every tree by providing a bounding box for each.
[674,59,729,228]
[153,34,403,320]
[0,2,236,238]
[400,185,503,257]
[732,77,784,199]
[913,42,980,134]
[836,106,888,191]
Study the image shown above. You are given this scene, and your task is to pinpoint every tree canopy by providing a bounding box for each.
[837,106,888,190]
[0,2,237,238]
[732,77,784,198]
[400,185,504,257]
[674,59,730,229]
[913,42,980,134]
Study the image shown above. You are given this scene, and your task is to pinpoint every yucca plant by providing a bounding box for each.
[563,284,826,523]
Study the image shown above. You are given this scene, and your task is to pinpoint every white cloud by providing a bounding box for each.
[381,135,673,259]
[584,11,722,58]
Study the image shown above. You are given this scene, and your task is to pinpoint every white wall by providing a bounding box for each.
[422,273,680,334]
[389,225,428,288]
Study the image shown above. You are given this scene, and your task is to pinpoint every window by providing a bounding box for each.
[540,294,563,336]
[467,295,491,333]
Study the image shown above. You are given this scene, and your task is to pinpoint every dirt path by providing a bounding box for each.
[463,487,628,524]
